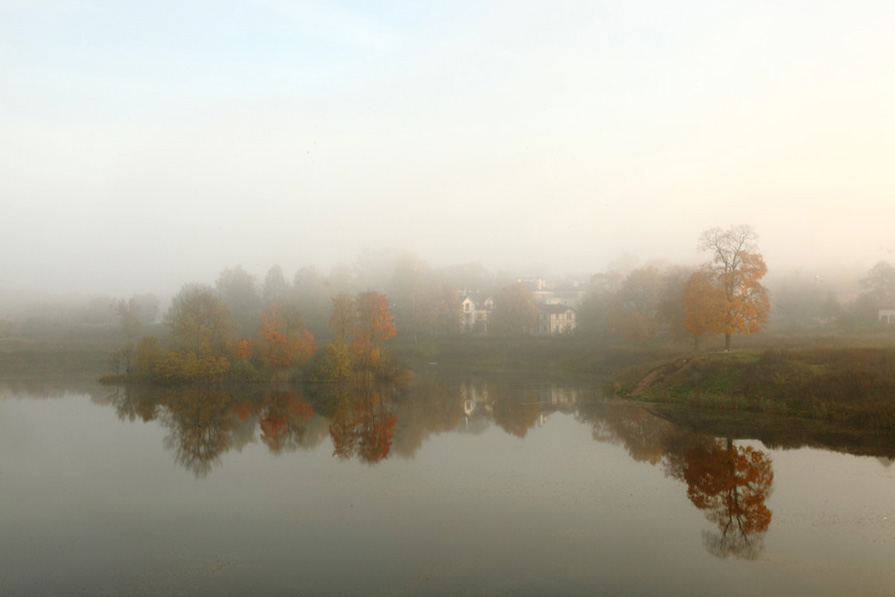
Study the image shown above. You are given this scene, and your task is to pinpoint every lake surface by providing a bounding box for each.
[1,372,893,596]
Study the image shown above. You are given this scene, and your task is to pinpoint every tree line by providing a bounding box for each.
[89,224,895,382]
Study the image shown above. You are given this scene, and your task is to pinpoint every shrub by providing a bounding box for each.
[304,343,354,383]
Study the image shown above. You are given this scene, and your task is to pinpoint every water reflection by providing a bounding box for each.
[330,386,397,463]
[577,400,774,559]
[13,376,895,563]
[162,387,236,477]
[683,439,773,559]
[96,377,587,475]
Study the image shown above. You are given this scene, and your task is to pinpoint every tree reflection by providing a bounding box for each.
[106,386,160,423]
[488,384,540,438]
[161,387,237,478]
[329,387,397,464]
[683,438,774,559]
[585,401,676,465]
[577,399,775,560]
[258,391,315,454]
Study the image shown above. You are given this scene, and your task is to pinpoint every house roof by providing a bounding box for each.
[538,304,575,314]
[460,292,492,306]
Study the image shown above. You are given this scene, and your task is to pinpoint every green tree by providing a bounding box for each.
[860,260,895,297]
[577,272,623,340]
[614,266,663,341]
[422,282,460,338]
[216,266,261,337]
[166,284,232,357]
[262,265,290,306]
[490,282,537,336]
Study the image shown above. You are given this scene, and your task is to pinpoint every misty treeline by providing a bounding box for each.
[3,237,894,382]
[98,253,521,384]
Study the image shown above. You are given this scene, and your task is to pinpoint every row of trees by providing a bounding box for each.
[106,225,895,379]
[110,276,400,383]
[110,226,769,379]
[306,291,398,382]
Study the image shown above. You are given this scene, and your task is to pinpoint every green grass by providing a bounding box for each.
[628,347,895,429]
[0,334,119,380]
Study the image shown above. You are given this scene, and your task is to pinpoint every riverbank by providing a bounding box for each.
[617,347,895,430]
[393,336,688,379]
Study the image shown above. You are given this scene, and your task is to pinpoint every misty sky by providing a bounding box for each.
[2,1,893,295]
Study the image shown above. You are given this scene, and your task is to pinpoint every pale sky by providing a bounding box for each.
[2,0,893,295]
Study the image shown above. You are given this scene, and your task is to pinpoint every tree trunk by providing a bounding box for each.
[724,333,731,352]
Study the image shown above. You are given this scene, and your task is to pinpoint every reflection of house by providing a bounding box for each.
[536,304,576,336]
[460,294,493,333]
[460,382,490,416]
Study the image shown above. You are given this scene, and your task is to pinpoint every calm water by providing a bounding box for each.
[1,373,893,596]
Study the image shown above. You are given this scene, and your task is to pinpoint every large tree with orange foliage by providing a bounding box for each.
[685,225,770,351]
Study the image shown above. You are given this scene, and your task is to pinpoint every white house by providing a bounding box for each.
[536,304,576,336]
[460,294,493,333]
[878,295,895,324]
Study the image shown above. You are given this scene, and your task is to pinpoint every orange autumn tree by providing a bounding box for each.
[684,439,774,560]
[233,338,253,361]
[685,225,770,351]
[257,303,317,373]
[353,291,396,370]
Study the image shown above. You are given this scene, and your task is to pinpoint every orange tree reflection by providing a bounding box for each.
[258,391,315,454]
[683,438,774,559]
[329,387,397,464]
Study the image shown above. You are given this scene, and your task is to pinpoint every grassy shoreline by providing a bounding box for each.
[5,330,895,432]
[618,347,895,429]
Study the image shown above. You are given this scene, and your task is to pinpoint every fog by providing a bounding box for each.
[2,1,893,297]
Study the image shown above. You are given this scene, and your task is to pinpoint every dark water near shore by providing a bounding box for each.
[1,372,893,596]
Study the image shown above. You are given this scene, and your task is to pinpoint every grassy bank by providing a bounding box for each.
[622,347,895,429]
[0,334,118,380]
[644,403,895,458]
[393,336,688,380]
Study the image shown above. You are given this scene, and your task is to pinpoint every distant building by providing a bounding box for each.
[460,294,493,333]
[879,295,895,324]
[536,304,576,336]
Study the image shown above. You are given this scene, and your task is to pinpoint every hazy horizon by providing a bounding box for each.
[3,1,893,296]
